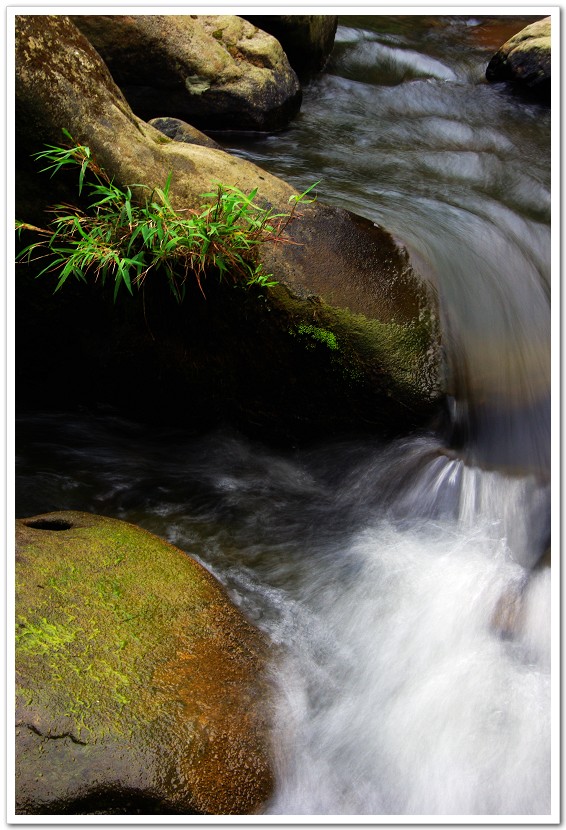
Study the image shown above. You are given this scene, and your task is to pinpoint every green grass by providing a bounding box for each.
[16,129,319,302]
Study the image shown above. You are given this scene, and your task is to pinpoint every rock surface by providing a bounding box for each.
[243,15,338,77]
[15,14,443,441]
[148,117,223,149]
[486,17,551,101]
[70,14,302,130]
[15,511,273,815]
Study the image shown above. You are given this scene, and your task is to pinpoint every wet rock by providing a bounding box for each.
[491,580,526,640]
[15,14,443,442]
[486,17,551,102]
[242,15,338,78]
[70,14,302,131]
[148,117,223,149]
[15,511,274,815]
[491,545,549,640]
[535,546,550,569]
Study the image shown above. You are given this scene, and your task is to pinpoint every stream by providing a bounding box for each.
[15,15,553,817]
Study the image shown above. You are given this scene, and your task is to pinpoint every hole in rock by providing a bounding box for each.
[24,519,73,531]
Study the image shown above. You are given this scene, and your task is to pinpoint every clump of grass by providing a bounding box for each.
[16,129,318,302]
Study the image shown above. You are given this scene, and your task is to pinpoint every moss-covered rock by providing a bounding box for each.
[15,14,444,441]
[486,17,551,102]
[15,511,273,815]
[70,14,302,131]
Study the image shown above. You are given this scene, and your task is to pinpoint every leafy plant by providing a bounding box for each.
[16,129,319,302]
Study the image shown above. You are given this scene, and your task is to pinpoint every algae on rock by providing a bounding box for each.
[15,511,273,815]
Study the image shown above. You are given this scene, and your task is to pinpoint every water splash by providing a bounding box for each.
[263,517,550,816]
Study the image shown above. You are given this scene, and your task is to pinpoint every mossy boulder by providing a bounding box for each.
[15,511,274,815]
[15,14,443,441]
[242,15,338,78]
[70,14,302,131]
[486,17,551,102]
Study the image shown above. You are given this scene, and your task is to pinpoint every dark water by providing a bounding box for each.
[15,16,553,816]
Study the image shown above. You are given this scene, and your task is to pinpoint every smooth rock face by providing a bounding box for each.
[486,17,551,101]
[15,14,443,440]
[242,15,338,77]
[15,511,274,815]
[70,14,302,130]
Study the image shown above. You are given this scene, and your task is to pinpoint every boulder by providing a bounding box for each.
[70,14,302,131]
[15,14,443,442]
[486,17,551,101]
[15,511,273,814]
[242,15,338,78]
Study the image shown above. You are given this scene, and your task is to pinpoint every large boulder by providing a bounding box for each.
[15,511,273,814]
[70,14,302,131]
[486,17,551,102]
[15,14,443,441]
[242,15,338,78]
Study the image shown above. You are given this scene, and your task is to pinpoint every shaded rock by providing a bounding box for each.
[70,14,302,131]
[15,14,443,442]
[535,546,550,569]
[491,579,526,640]
[15,511,273,815]
[491,544,550,640]
[242,15,338,78]
[148,117,223,149]
[486,17,551,102]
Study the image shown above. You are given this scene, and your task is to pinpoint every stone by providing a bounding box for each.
[490,580,526,640]
[70,14,302,131]
[242,15,338,78]
[148,117,223,150]
[486,17,551,101]
[15,511,274,814]
[15,14,443,442]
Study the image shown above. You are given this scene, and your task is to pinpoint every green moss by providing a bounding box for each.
[295,323,339,351]
[16,616,79,655]
[274,277,440,406]
[15,516,222,742]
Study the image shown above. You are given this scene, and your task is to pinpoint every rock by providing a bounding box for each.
[148,117,223,149]
[15,14,443,442]
[491,580,526,639]
[242,15,338,78]
[491,543,550,640]
[15,511,273,815]
[535,546,550,569]
[70,14,302,131]
[486,17,551,101]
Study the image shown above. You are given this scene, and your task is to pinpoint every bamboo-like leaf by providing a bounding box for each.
[19,137,309,301]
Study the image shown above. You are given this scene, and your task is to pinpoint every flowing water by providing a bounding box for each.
[15,16,554,817]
